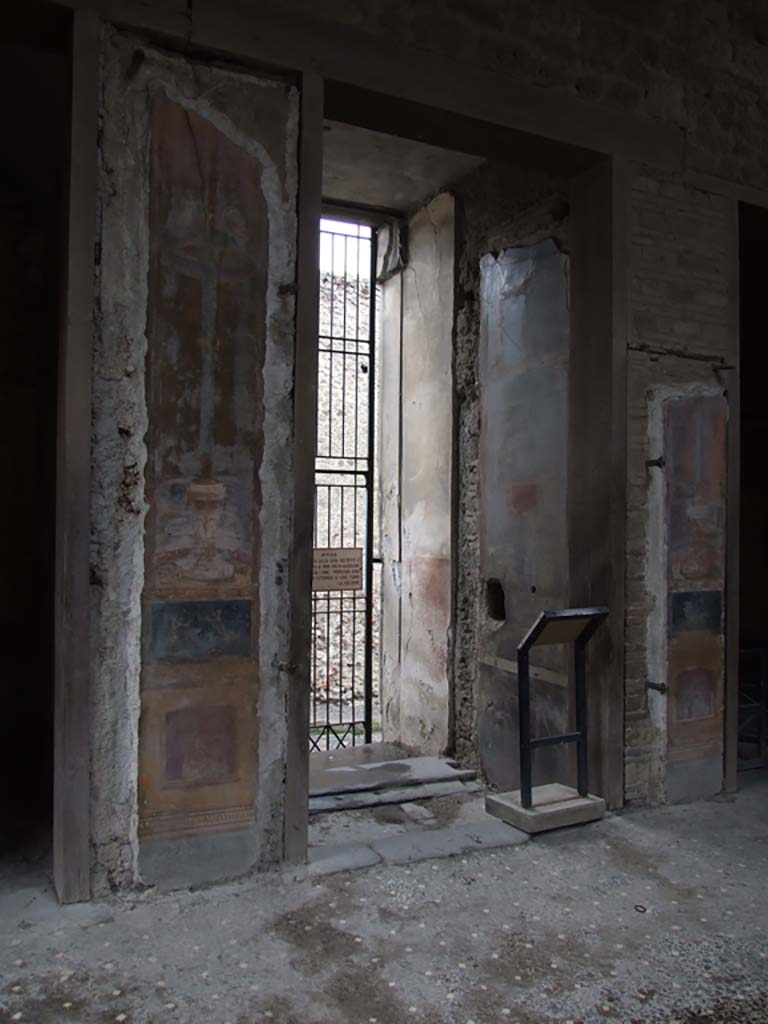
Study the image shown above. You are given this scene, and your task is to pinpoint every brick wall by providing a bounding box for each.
[624,169,735,804]
[257,0,768,190]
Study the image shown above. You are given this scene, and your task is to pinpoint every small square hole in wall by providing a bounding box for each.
[485,577,506,622]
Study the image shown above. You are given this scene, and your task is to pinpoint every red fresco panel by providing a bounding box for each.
[139,93,270,841]
[664,395,727,768]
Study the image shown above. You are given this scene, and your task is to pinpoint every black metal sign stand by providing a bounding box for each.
[517,607,608,809]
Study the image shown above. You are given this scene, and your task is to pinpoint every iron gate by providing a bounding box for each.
[310,218,378,750]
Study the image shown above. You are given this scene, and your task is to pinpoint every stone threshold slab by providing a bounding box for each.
[306,818,529,877]
[309,779,482,815]
[309,755,477,798]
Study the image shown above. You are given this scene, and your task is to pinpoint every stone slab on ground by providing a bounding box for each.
[309,779,482,814]
[309,755,476,797]
[307,841,381,876]
[309,742,404,774]
[370,818,528,865]
[309,790,489,846]
[455,818,531,849]
[486,782,606,834]
[307,818,528,875]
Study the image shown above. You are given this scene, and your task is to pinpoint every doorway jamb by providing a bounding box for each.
[54,8,99,903]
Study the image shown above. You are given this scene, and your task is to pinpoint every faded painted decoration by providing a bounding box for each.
[138,89,270,846]
[144,95,267,597]
[92,34,298,884]
[477,240,572,791]
[664,395,727,801]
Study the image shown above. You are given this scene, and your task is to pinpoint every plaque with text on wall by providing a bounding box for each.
[312,548,364,591]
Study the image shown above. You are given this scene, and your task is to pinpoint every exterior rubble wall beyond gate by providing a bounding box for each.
[49,0,757,897]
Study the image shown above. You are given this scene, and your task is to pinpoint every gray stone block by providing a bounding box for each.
[370,819,528,865]
[371,830,468,864]
[307,842,381,876]
[454,819,529,849]
[485,783,606,834]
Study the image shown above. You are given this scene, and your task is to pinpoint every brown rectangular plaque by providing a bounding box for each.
[312,547,364,591]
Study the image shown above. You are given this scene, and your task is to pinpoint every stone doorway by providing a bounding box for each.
[0,3,70,892]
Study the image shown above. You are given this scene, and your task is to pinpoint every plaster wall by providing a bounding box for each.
[476,240,572,791]
[92,30,298,893]
[379,195,454,754]
[451,163,569,771]
[398,195,455,754]
[378,269,402,742]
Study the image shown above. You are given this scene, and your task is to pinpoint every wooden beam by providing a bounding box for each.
[284,71,323,863]
[54,8,99,903]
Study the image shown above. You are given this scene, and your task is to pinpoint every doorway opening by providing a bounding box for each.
[0,4,70,885]
[737,202,768,771]
[301,83,618,867]
[310,216,380,751]
[309,111,477,767]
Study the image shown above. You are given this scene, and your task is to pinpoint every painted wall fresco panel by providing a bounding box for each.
[138,84,290,847]
[477,241,572,789]
[146,600,252,659]
[664,395,727,798]
[668,590,722,635]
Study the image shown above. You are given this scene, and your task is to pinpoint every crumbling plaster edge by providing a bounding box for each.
[90,25,151,896]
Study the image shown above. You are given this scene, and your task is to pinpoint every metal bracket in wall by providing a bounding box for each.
[645,455,666,469]
[645,679,668,694]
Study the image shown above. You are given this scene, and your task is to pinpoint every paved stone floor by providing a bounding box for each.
[1,775,767,1023]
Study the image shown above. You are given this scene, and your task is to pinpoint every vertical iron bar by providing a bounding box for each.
[518,648,532,809]
[352,234,361,744]
[364,232,376,743]
[574,637,589,797]
[328,233,334,458]
[337,487,344,742]
[324,483,331,749]
[341,235,348,459]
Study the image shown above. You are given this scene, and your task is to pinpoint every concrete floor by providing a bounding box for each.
[1,775,768,1023]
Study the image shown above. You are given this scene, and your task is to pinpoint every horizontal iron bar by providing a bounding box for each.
[318,350,371,360]
[318,338,370,346]
[530,731,581,749]
[322,199,403,225]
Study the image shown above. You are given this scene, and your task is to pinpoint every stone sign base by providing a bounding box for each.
[485,782,606,834]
